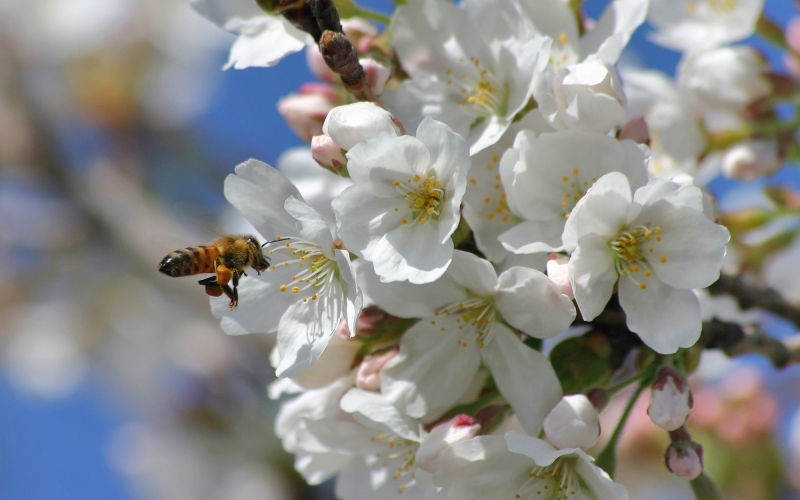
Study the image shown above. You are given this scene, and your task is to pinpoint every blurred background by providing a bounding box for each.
[0,0,798,498]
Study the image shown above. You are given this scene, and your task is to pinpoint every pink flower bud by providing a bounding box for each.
[341,18,378,48]
[787,17,800,54]
[322,102,403,151]
[648,366,692,431]
[277,91,336,142]
[543,394,600,450]
[546,254,573,300]
[665,441,703,480]
[617,117,650,144]
[311,135,347,173]
[306,45,337,82]
[360,58,392,97]
[355,349,398,391]
[416,415,481,474]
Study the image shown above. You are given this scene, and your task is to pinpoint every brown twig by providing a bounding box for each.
[708,274,800,327]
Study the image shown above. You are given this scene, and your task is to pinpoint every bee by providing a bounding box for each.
[158,235,285,309]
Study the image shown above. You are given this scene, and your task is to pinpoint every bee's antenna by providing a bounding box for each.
[263,237,290,248]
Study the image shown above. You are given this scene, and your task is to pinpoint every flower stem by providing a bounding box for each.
[690,473,725,500]
[595,377,649,479]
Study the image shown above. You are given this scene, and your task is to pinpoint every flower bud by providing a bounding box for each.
[721,139,780,181]
[322,102,403,151]
[648,366,692,431]
[665,440,703,480]
[360,58,392,97]
[355,349,397,391]
[543,394,600,450]
[617,117,650,144]
[311,135,348,173]
[306,45,337,82]
[278,88,337,142]
[416,415,481,474]
[546,254,573,300]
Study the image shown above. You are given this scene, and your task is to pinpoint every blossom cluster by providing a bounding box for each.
[184,0,794,497]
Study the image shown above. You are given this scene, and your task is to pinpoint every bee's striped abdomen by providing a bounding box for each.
[158,245,219,277]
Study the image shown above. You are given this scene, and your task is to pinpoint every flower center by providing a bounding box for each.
[560,168,597,219]
[610,225,669,291]
[686,0,739,16]
[394,174,445,226]
[370,432,418,494]
[436,297,496,349]
[516,457,581,500]
[446,56,507,118]
[270,238,337,302]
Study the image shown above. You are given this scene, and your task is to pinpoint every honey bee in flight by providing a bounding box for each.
[158,235,285,309]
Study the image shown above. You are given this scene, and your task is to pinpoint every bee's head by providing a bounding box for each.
[245,236,270,272]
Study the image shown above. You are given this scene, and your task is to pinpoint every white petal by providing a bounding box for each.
[575,454,630,500]
[340,389,421,442]
[447,251,498,296]
[645,207,730,289]
[570,232,618,321]
[189,0,262,28]
[381,315,481,418]
[355,260,467,318]
[332,185,405,260]
[334,250,362,336]
[505,432,573,466]
[373,224,454,284]
[415,118,471,181]
[224,159,302,239]
[481,326,563,435]
[579,0,648,63]
[275,285,343,377]
[224,17,309,69]
[346,134,432,198]
[495,267,576,338]
[563,171,632,253]
[499,220,566,254]
[284,197,334,253]
[435,436,531,500]
[211,270,296,335]
[619,276,701,354]
[296,451,353,486]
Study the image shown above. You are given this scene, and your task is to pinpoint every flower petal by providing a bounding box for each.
[447,250,498,296]
[570,232,618,321]
[415,117,471,182]
[346,134,432,198]
[619,276,701,354]
[284,196,335,253]
[332,185,405,260]
[340,389,421,442]
[563,171,632,253]
[499,219,566,254]
[373,224,454,284]
[495,267,576,338]
[481,326,563,435]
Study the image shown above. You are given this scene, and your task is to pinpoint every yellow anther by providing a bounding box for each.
[659,255,667,263]
[279,284,287,292]
[291,286,300,293]
[639,282,647,290]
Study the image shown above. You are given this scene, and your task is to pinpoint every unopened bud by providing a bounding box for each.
[354,305,388,337]
[360,58,391,97]
[648,366,692,431]
[355,349,398,391]
[665,440,704,480]
[543,394,600,450]
[311,135,347,173]
[416,415,481,474]
[278,89,337,142]
[617,116,650,144]
[546,254,573,300]
[323,102,403,151]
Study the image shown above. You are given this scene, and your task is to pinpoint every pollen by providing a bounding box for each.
[659,255,667,263]
[640,282,647,290]
[292,286,300,293]
[279,284,287,292]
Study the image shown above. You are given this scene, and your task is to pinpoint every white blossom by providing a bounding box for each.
[566,172,730,353]
[211,159,362,378]
[333,117,470,284]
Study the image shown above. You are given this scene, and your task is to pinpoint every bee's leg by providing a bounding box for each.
[214,263,236,309]
[230,271,240,309]
[198,276,230,300]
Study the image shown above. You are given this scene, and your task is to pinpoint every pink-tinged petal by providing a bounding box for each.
[447,251,498,296]
[224,159,302,239]
[355,260,467,318]
[381,315,481,418]
[495,267,575,338]
[346,134,432,198]
[644,207,730,289]
[415,118,471,181]
[481,326,563,435]
[284,197,334,254]
[275,283,343,377]
[619,276,701,354]
[570,232,617,321]
[332,185,405,260]
[373,224,454,284]
[435,436,532,499]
